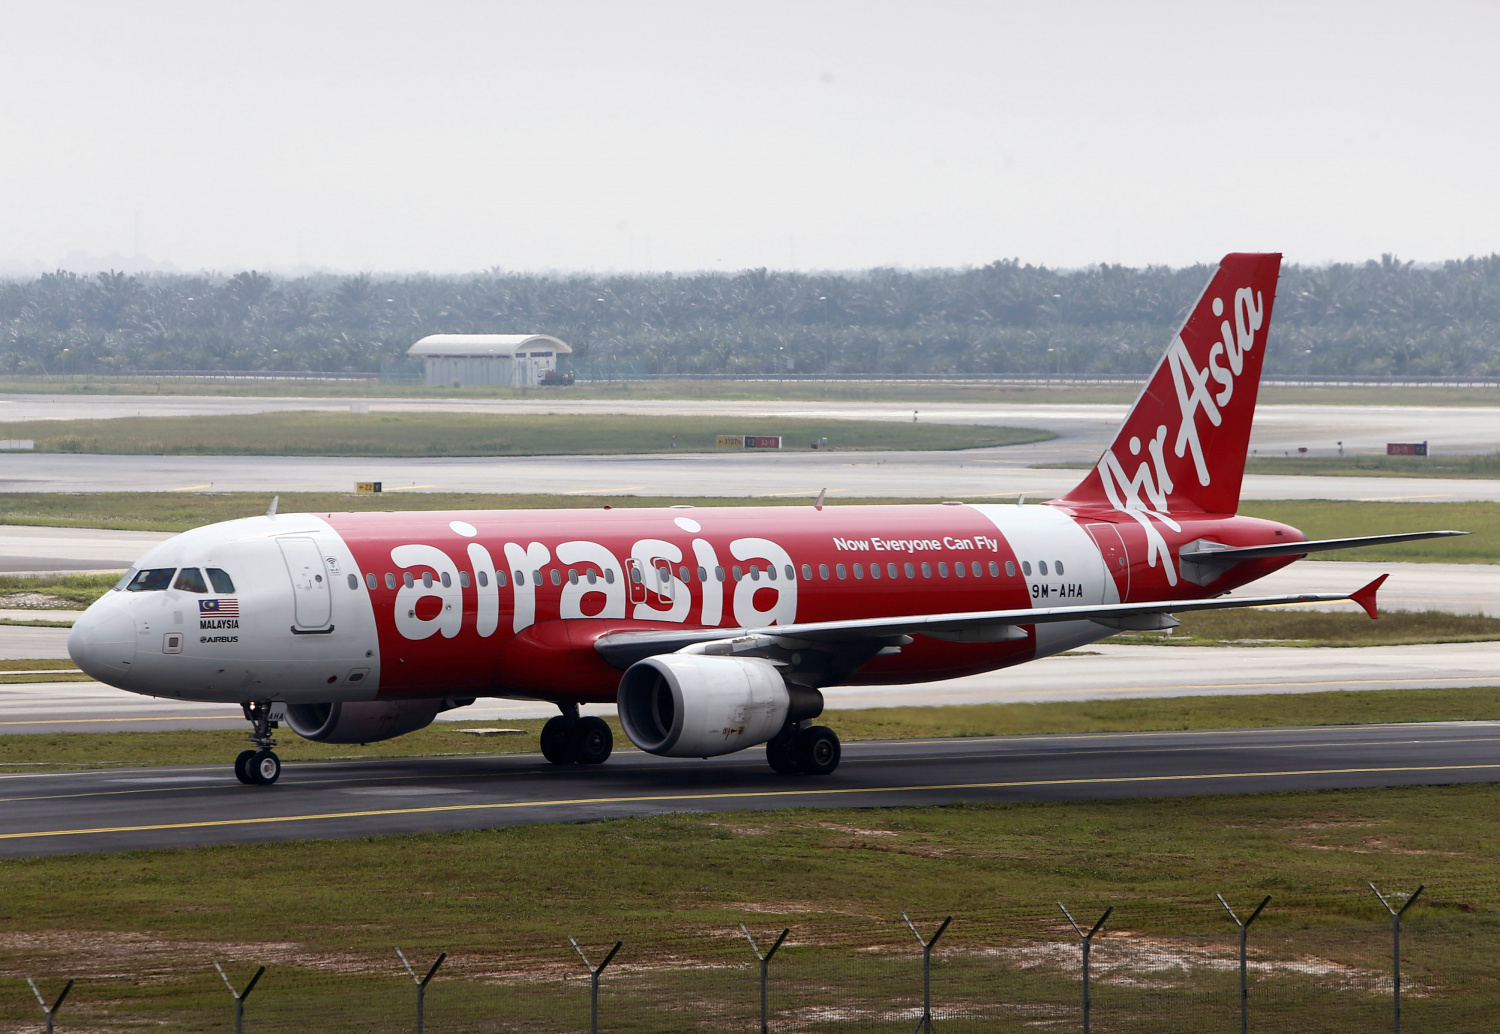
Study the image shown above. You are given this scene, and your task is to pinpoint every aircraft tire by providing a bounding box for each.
[573,716,613,764]
[249,750,282,785]
[793,726,841,776]
[233,749,257,785]
[766,730,801,775]
[540,716,577,765]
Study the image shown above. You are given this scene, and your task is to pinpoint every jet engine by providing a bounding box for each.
[617,654,820,758]
[284,698,473,744]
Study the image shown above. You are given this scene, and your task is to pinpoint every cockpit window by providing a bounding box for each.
[113,568,138,591]
[207,568,236,593]
[173,568,209,593]
[126,568,176,592]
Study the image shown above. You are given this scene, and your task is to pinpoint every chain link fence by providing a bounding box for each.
[3,879,1493,1033]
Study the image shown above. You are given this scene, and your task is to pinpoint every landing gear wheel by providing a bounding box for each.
[573,716,613,765]
[793,726,841,775]
[233,749,257,785]
[540,715,577,765]
[248,749,281,785]
[766,730,801,775]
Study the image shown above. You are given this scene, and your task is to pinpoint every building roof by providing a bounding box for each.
[408,334,571,358]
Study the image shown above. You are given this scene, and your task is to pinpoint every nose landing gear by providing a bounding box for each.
[235,701,284,785]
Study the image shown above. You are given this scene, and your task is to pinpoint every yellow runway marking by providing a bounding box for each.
[559,486,643,495]
[382,484,439,492]
[0,714,240,727]
[5,762,1499,841]
[169,483,215,492]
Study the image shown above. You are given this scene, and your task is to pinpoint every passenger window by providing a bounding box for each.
[921,562,932,578]
[127,568,176,592]
[697,566,708,582]
[421,572,433,588]
[630,567,642,584]
[801,564,813,579]
[347,573,358,590]
[888,563,898,578]
[386,572,396,590]
[870,563,881,579]
[569,569,579,585]
[819,564,829,579]
[475,570,487,587]
[440,572,451,588]
[515,570,525,586]
[207,568,236,593]
[972,561,982,577]
[496,570,508,586]
[785,565,795,580]
[460,571,471,588]
[733,566,743,581]
[714,566,725,582]
[904,562,915,578]
[766,565,776,581]
[1056,560,1065,575]
[589,569,600,584]
[1021,561,1032,577]
[954,562,965,578]
[836,564,847,580]
[366,572,377,590]
[750,566,760,581]
[1003,561,1013,577]
[404,572,415,588]
[173,568,208,593]
[853,563,864,579]
[937,562,948,577]
[550,569,562,586]
[533,570,542,585]
[680,565,692,582]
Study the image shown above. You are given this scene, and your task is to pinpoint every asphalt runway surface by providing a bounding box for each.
[3,721,1498,857]
[5,639,1497,734]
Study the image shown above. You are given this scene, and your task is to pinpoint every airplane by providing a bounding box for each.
[68,253,1463,785]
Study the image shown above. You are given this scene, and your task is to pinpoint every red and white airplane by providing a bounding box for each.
[69,253,1460,785]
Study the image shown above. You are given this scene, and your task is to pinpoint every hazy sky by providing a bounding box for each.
[2,1,1497,275]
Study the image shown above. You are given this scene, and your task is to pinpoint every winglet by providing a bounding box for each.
[266,495,279,518]
[1350,574,1388,620]
[814,488,826,511]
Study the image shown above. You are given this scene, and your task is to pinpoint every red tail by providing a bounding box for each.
[1059,252,1282,516]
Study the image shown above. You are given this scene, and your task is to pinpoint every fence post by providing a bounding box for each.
[213,962,265,1034]
[1058,903,1111,1034]
[24,977,73,1034]
[1217,894,1271,1034]
[1370,882,1425,1034]
[396,948,446,1034]
[570,937,622,1034]
[740,924,789,1034]
[902,913,952,1034]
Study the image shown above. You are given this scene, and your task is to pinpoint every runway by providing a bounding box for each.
[2,721,1497,857]
[5,638,1497,733]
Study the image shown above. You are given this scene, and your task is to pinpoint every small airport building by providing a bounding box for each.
[407,334,572,387]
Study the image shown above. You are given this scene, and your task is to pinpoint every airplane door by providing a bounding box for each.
[1086,523,1130,602]
[627,558,647,605]
[279,537,333,630]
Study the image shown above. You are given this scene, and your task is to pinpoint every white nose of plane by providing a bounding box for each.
[68,602,138,687]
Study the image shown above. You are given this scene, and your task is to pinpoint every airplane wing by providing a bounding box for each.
[594,575,1388,670]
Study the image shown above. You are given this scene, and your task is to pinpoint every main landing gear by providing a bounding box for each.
[234,701,283,785]
[540,703,614,766]
[766,722,841,776]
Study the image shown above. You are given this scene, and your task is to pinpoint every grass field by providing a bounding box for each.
[0,784,1495,1031]
[6,686,1500,770]
[1119,608,1500,647]
[0,493,1494,564]
[0,412,1048,457]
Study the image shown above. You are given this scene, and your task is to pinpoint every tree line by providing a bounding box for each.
[2,254,1498,379]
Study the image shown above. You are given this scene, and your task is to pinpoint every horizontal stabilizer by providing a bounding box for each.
[1179,530,1466,564]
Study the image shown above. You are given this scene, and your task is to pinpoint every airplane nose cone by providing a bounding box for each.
[69,606,137,686]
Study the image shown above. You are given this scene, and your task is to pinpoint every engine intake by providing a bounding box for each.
[285,698,473,744]
[618,654,811,758]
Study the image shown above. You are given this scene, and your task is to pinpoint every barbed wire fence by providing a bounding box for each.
[2,879,1494,1033]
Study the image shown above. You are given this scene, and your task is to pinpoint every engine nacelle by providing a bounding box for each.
[618,655,793,758]
[284,698,473,744]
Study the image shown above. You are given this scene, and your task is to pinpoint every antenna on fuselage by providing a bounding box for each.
[814,488,826,511]
[266,495,279,518]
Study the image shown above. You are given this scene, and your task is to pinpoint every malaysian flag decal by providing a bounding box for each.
[200,598,240,616]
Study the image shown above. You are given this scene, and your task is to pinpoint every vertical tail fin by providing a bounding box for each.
[1058,252,1281,516]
